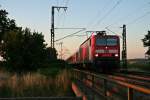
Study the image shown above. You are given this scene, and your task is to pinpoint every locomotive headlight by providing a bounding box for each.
[95,54,98,57]
[115,54,118,57]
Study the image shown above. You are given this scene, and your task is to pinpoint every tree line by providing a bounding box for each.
[0,9,57,72]
[0,8,149,73]
[142,31,150,59]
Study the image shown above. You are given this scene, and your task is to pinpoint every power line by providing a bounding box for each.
[56,11,66,27]
[56,0,59,6]
[104,2,150,41]
[57,0,70,28]
[55,28,86,29]
[57,4,67,27]
[86,0,112,29]
[127,11,150,25]
[64,0,70,7]
[61,10,67,27]
[106,2,150,28]
[61,0,70,27]
[55,28,86,42]
[105,27,122,38]
[94,0,123,27]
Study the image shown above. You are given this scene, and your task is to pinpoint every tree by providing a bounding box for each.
[2,29,24,71]
[142,31,150,58]
[45,47,57,62]
[0,8,58,72]
[0,9,17,41]
[2,27,58,72]
[21,28,47,71]
[0,9,18,58]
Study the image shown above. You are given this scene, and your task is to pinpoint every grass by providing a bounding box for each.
[127,63,150,72]
[0,69,73,97]
[38,67,61,77]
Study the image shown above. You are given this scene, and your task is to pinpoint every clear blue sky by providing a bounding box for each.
[0,0,150,59]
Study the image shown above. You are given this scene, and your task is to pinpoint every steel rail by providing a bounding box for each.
[120,69,150,76]
[72,69,150,98]
[112,73,150,83]
[108,75,150,89]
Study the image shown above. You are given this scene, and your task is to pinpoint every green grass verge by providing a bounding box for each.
[127,63,150,71]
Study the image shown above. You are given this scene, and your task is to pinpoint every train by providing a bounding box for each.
[67,31,120,72]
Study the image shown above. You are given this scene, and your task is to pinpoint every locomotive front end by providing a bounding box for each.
[94,34,120,72]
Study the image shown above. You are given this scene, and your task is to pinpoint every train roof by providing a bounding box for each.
[80,34,119,46]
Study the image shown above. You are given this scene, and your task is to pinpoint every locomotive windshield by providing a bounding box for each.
[107,38,117,46]
[96,38,117,46]
[96,38,106,45]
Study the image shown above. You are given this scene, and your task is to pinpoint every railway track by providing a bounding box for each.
[72,68,150,100]
[120,69,150,77]
[74,68,150,86]
[108,69,150,88]
[112,72,150,82]
[108,74,150,89]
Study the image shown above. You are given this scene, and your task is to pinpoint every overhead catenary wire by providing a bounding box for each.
[56,0,70,30]
[55,28,86,29]
[97,0,123,38]
[106,1,150,28]
[61,0,70,27]
[94,0,123,27]
[103,2,150,41]
[64,0,70,7]
[86,0,112,29]
[105,27,122,39]
[56,11,66,27]
[126,11,150,25]
[55,28,86,42]
[55,28,85,36]
[56,0,59,6]
[55,0,68,27]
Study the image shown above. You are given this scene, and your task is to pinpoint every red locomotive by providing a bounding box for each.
[67,31,120,72]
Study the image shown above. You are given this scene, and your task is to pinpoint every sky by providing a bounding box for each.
[0,0,150,59]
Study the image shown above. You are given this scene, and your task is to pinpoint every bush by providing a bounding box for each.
[38,60,69,77]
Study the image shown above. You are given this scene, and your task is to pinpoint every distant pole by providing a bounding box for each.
[51,6,67,48]
[122,24,127,69]
[56,42,63,59]
[60,42,63,59]
[51,6,54,48]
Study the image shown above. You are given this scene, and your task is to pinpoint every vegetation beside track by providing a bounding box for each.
[0,56,74,97]
[127,63,150,72]
[0,8,74,96]
[38,60,69,77]
[0,65,74,97]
